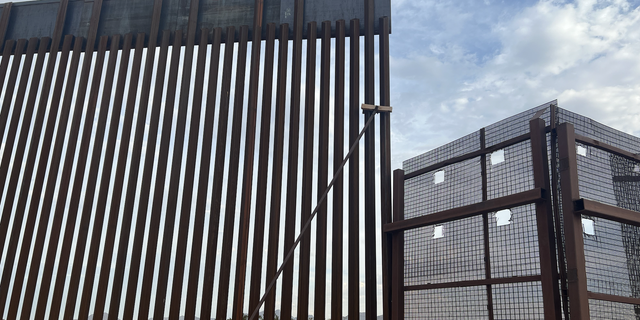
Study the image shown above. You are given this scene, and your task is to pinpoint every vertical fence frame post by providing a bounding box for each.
[557,122,590,319]
[391,169,405,320]
[530,117,562,319]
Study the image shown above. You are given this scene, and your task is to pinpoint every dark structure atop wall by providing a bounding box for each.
[385,102,640,319]
[0,0,391,44]
[0,0,394,319]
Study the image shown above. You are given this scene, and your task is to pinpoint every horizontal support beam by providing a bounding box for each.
[405,275,542,291]
[588,291,640,306]
[404,128,551,180]
[575,134,640,162]
[383,188,545,233]
[575,199,640,227]
[361,103,392,113]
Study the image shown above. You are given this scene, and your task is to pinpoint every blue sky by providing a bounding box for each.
[391,0,640,169]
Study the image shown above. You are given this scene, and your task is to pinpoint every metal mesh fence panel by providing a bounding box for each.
[489,204,540,278]
[486,140,535,200]
[589,299,640,319]
[584,217,640,298]
[403,130,481,175]
[492,281,545,319]
[404,157,482,219]
[402,102,640,318]
[558,108,640,154]
[405,286,489,320]
[484,101,553,148]
[404,215,485,286]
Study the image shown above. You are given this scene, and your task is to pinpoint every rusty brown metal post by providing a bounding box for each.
[249,21,277,317]
[34,36,83,319]
[281,1,305,318]
[379,16,392,320]
[298,20,318,320]
[557,122,590,319]
[111,0,164,315]
[264,23,289,320]
[0,36,46,319]
[530,117,563,319]
[137,29,182,318]
[216,25,249,320]
[61,34,109,320]
[314,20,332,320]
[364,0,377,318]
[0,39,14,95]
[21,33,74,318]
[348,18,361,320]
[170,25,208,320]
[235,1,267,317]
[186,26,220,320]
[332,18,346,320]
[75,34,121,319]
[549,104,571,319]
[202,25,235,320]
[92,33,135,320]
[391,169,405,320]
[0,38,33,215]
[157,0,201,316]
[116,29,168,319]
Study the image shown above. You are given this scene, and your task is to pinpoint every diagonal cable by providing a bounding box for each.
[248,106,379,320]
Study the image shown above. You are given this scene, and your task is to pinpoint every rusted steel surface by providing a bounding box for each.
[348,18,361,320]
[35,35,83,319]
[298,20,317,320]
[0,0,392,319]
[332,18,346,320]
[315,20,331,320]
[264,23,289,320]
[391,169,404,320]
[557,123,591,319]
[202,25,235,320]
[281,0,304,317]
[92,33,135,320]
[379,15,392,320]
[249,21,277,317]
[216,24,249,320]
[576,199,640,227]
[0,36,45,319]
[364,1,377,317]
[21,33,74,317]
[529,118,562,319]
[76,34,121,319]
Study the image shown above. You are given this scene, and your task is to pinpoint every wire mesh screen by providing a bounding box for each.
[589,299,640,319]
[402,101,640,318]
[558,108,640,153]
[489,204,540,278]
[404,216,485,286]
[484,101,553,148]
[583,217,640,297]
[402,131,480,175]
[404,157,482,219]
[405,286,489,320]
[492,281,545,319]
[486,140,535,200]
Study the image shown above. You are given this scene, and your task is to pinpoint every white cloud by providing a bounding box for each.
[392,0,640,168]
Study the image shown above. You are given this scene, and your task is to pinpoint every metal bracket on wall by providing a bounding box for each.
[362,103,393,113]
